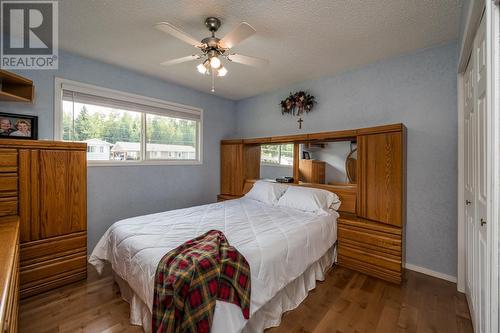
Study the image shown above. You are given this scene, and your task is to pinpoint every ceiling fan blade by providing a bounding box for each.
[160,54,201,66]
[228,53,269,67]
[155,22,203,48]
[218,22,256,49]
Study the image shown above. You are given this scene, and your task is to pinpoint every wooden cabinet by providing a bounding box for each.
[299,159,325,184]
[220,142,260,196]
[357,130,404,227]
[0,140,87,298]
[339,126,406,284]
[38,150,86,238]
[220,143,244,195]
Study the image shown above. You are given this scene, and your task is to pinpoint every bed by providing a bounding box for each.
[89,195,338,333]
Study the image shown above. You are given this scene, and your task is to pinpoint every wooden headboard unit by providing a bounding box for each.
[242,179,357,214]
[222,123,406,284]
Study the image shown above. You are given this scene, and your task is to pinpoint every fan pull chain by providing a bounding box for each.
[211,69,215,92]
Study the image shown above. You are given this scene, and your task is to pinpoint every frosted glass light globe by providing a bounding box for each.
[210,56,221,68]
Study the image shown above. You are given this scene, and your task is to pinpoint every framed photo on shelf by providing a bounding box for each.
[302,151,310,160]
[0,112,38,140]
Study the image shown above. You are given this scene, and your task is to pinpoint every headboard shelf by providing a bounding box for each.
[221,123,404,145]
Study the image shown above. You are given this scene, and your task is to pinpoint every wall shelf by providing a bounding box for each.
[0,70,34,103]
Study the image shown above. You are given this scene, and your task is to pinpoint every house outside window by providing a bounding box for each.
[261,144,294,166]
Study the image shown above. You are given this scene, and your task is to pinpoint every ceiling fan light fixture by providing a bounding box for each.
[157,17,266,92]
[197,59,210,74]
[217,66,228,77]
[210,56,221,69]
[196,63,207,74]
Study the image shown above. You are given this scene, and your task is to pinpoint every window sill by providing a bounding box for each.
[87,160,202,167]
[260,163,293,167]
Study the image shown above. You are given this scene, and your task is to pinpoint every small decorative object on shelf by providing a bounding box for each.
[0,112,38,140]
[275,176,294,183]
[280,91,316,128]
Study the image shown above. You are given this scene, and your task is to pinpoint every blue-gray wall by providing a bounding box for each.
[235,42,458,277]
[1,51,236,250]
[459,0,472,51]
[2,42,459,278]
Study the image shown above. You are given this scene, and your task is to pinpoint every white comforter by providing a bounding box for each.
[89,197,338,332]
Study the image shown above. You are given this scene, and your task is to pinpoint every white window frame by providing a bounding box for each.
[54,77,203,167]
[260,144,293,167]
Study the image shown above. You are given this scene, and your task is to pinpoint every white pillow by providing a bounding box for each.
[244,181,289,205]
[277,186,341,214]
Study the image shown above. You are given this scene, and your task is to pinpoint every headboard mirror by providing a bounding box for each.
[251,138,358,213]
[259,143,294,180]
[298,139,357,185]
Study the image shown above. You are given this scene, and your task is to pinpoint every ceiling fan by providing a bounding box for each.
[155,17,269,92]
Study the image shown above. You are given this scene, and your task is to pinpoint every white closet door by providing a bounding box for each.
[464,14,489,333]
[464,50,476,326]
[474,16,488,333]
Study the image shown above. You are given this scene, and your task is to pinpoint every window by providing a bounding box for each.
[146,113,197,160]
[261,144,294,166]
[55,79,202,165]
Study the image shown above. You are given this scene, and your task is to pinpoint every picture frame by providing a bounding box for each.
[0,112,38,140]
[302,151,310,160]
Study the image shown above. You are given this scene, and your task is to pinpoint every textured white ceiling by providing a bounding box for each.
[59,0,462,100]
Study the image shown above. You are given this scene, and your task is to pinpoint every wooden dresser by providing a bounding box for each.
[299,159,325,184]
[0,140,87,298]
[0,216,19,333]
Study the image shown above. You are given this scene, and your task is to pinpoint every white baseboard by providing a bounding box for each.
[404,263,457,283]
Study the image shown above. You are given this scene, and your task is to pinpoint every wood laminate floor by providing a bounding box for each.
[19,265,473,333]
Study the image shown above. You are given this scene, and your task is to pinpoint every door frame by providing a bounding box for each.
[486,2,499,332]
[457,1,499,332]
[457,0,485,295]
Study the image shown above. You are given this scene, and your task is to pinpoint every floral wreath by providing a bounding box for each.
[280,91,316,116]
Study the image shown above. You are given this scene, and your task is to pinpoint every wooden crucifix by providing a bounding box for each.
[297,117,303,129]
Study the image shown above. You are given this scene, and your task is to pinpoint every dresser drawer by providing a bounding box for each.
[0,197,17,217]
[337,254,402,284]
[337,214,403,284]
[20,253,87,286]
[0,174,18,198]
[338,225,401,255]
[0,149,18,173]
[338,242,402,273]
[20,232,86,266]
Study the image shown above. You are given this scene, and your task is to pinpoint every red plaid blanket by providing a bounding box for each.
[152,230,251,333]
